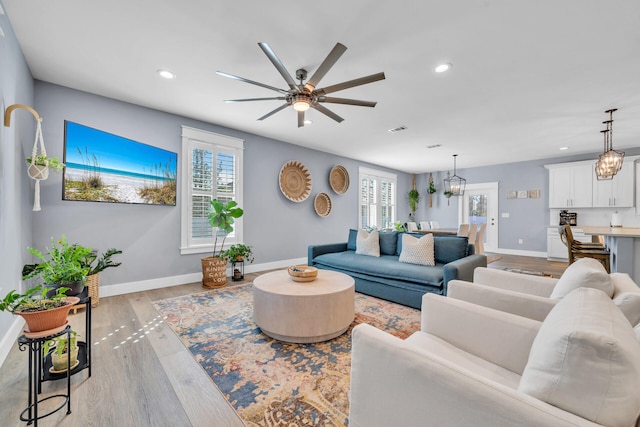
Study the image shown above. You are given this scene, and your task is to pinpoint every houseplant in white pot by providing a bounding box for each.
[43,329,79,372]
[201,199,244,288]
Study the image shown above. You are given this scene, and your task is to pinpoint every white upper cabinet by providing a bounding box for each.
[592,160,635,207]
[547,162,594,208]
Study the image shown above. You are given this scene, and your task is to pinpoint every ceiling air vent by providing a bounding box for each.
[427,144,442,149]
[388,126,407,133]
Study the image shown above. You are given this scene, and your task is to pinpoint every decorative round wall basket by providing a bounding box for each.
[329,165,349,195]
[314,192,332,217]
[279,160,312,202]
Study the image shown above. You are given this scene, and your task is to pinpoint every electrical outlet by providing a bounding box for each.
[518,239,523,244]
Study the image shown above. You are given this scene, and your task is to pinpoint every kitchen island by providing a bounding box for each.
[581,226,640,285]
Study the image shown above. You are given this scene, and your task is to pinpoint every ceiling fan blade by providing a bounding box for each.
[298,111,305,128]
[315,72,386,96]
[216,71,289,95]
[311,103,344,123]
[257,103,290,121]
[317,96,377,107]
[224,97,286,103]
[258,42,299,91]
[304,43,347,92]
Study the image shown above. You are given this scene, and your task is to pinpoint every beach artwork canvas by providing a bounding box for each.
[63,121,177,205]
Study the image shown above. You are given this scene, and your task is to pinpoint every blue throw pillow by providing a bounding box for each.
[434,236,469,264]
[347,229,358,251]
[379,231,398,255]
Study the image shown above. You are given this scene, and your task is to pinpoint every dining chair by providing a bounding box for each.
[467,224,478,250]
[475,223,487,254]
[419,221,430,231]
[457,224,470,237]
[406,222,419,232]
[558,225,610,272]
[429,221,440,229]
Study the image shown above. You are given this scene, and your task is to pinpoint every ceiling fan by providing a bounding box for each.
[216,42,385,127]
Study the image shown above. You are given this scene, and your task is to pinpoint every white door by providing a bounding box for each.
[458,182,499,252]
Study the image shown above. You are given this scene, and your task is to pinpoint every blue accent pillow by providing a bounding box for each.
[347,229,358,251]
[379,231,398,255]
[434,235,469,264]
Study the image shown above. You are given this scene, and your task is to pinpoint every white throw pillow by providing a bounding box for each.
[355,229,380,257]
[519,287,640,427]
[614,292,640,327]
[611,272,640,297]
[398,233,435,266]
[549,258,613,300]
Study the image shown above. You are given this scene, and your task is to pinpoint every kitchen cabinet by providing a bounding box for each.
[547,163,593,208]
[592,157,636,207]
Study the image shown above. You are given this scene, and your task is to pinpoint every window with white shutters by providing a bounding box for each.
[180,126,244,255]
[358,167,397,230]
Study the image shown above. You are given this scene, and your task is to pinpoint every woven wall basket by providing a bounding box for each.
[314,192,332,217]
[329,165,349,195]
[279,160,312,202]
[202,256,228,288]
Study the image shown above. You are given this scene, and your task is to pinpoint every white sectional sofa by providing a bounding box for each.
[349,288,640,427]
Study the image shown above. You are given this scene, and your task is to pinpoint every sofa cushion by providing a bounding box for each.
[347,229,358,251]
[614,292,640,327]
[433,236,469,264]
[636,323,640,342]
[313,251,445,287]
[519,287,640,427]
[399,233,435,266]
[549,258,613,300]
[379,231,398,255]
[356,229,380,257]
[612,272,640,298]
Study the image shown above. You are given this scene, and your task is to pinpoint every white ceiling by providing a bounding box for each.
[3,0,640,173]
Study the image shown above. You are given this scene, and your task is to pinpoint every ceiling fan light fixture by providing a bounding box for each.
[434,63,452,73]
[292,95,311,112]
[157,69,176,79]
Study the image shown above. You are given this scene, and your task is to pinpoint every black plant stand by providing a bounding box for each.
[18,326,72,426]
[39,290,92,391]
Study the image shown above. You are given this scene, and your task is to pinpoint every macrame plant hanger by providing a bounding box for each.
[4,104,47,211]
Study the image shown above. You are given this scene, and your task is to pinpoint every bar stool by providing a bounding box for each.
[559,225,610,273]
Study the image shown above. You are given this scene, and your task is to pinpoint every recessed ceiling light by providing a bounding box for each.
[559,146,569,151]
[434,63,452,73]
[157,69,176,79]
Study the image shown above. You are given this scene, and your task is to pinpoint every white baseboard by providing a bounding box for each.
[100,257,307,298]
[0,316,25,368]
[490,248,549,258]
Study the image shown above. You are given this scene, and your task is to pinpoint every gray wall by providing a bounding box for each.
[0,2,36,344]
[413,149,640,252]
[32,81,411,286]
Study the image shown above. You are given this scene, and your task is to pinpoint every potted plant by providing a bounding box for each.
[80,248,123,307]
[428,173,437,208]
[43,330,79,372]
[222,244,254,281]
[408,174,420,218]
[201,199,244,288]
[0,285,79,336]
[25,155,65,180]
[22,235,93,296]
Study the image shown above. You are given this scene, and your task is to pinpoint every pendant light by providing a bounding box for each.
[595,108,624,180]
[443,154,466,197]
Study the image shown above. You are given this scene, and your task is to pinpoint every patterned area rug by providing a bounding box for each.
[152,283,420,426]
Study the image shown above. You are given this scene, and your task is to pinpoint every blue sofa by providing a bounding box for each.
[308,229,487,309]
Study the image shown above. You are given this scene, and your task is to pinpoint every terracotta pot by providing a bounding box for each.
[201,256,227,288]
[18,297,80,337]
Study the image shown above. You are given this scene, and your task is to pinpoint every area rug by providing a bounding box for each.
[504,267,553,277]
[152,283,420,427]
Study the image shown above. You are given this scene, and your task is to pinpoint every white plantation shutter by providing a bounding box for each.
[358,167,397,230]
[181,127,244,254]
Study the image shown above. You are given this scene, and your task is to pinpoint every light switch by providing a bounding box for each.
[501,212,510,218]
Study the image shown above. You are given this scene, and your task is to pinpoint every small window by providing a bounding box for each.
[358,167,397,230]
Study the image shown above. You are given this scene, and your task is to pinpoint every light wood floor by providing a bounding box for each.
[0,254,568,427]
